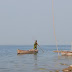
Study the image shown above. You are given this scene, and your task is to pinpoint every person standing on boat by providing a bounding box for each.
[34,40,39,50]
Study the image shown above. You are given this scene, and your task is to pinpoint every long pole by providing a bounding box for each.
[52,0,59,55]
[71,42,72,51]
[38,45,44,52]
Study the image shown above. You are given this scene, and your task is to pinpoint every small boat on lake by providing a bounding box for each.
[61,51,72,56]
[17,49,38,54]
[53,50,72,56]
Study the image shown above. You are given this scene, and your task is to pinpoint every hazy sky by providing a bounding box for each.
[0,0,72,45]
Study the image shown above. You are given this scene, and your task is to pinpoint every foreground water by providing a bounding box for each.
[0,45,72,72]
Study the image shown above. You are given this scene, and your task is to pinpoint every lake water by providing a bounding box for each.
[0,45,72,72]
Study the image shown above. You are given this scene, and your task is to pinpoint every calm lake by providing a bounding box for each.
[0,45,72,72]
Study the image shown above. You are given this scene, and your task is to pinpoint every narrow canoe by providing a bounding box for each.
[17,49,38,54]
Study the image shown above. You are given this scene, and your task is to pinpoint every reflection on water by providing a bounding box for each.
[33,54,38,71]
[34,53,37,60]
[58,55,72,66]
[60,55,72,59]
[17,53,32,55]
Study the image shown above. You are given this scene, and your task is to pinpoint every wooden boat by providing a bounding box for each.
[61,51,72,56]
[17,49,38,54]
[53,50,72,56]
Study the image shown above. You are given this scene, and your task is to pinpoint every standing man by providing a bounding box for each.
[34,40,39,50]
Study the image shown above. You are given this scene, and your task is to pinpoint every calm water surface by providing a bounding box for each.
[0,45,72,72]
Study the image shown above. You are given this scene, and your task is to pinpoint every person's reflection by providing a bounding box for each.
[33,53,38,71]
[34,53,37,60]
